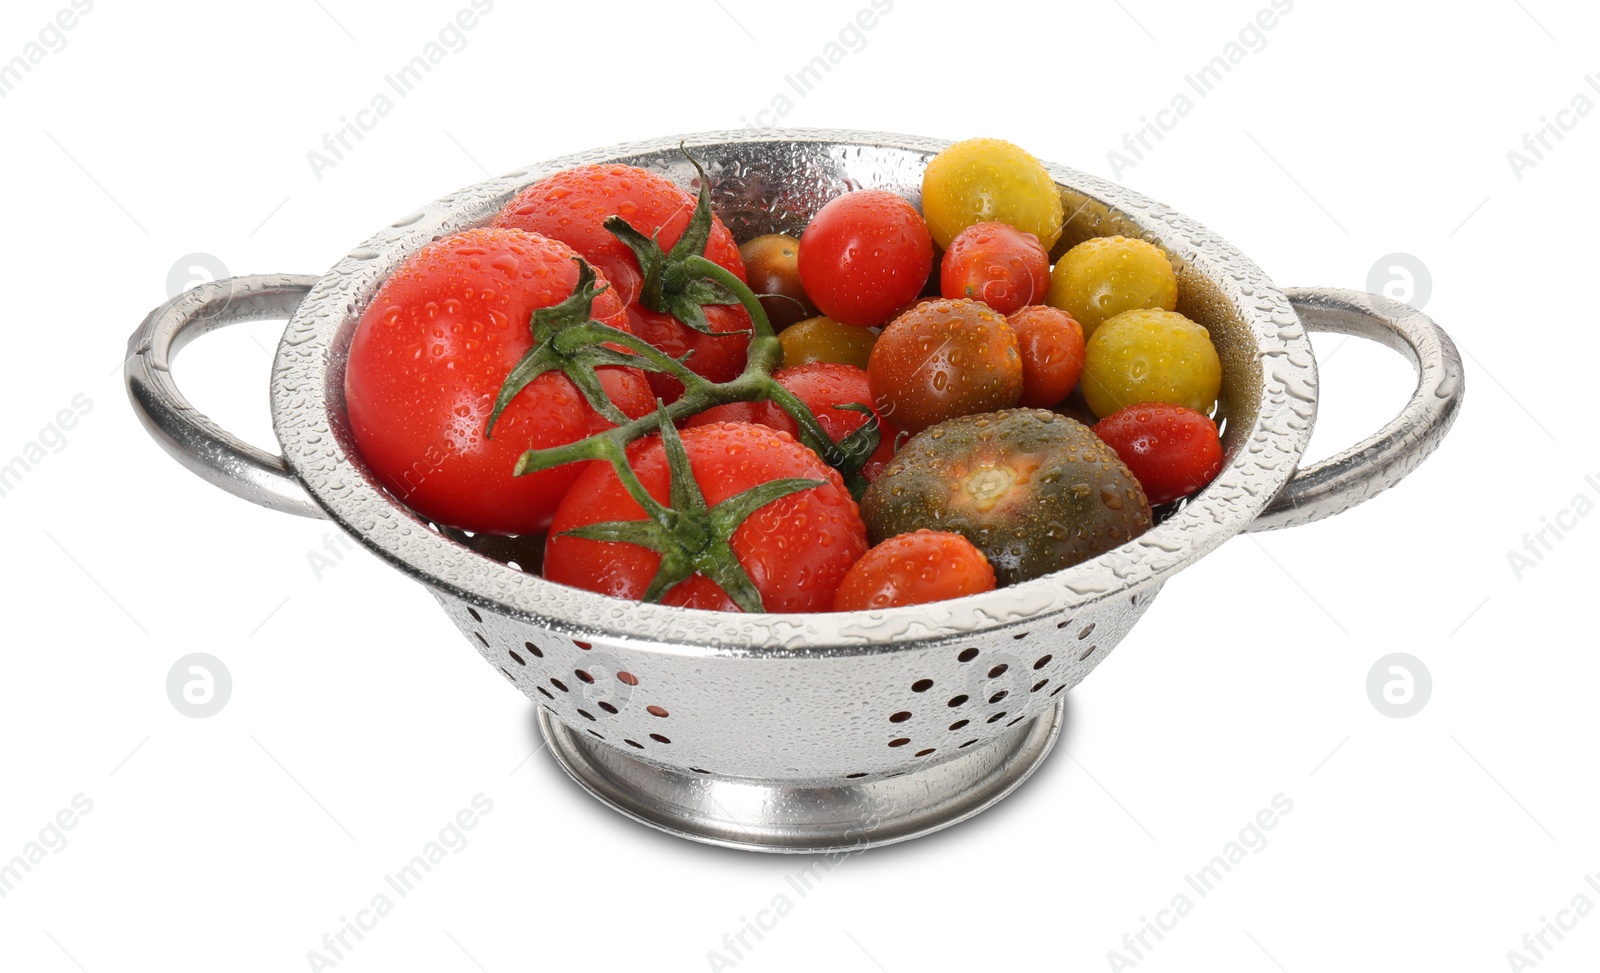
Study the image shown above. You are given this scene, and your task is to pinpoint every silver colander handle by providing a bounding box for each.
[1246,287,1464,532]
[125,274,328,519]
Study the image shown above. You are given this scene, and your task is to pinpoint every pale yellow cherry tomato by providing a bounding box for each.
[920,138,1064,252]
[1046,235,1179,338]
[1081,308,1222,418]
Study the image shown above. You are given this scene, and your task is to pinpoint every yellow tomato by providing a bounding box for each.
[778,316,880,370]
[1081,308,1221,418]
[921,138,1064,251]
[1046,235,1178,339]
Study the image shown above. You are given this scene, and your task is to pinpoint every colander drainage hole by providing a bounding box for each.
[617,671,639,686]
[1056,618,1074,630]
[987,711,1008,723]
[911,679,933,693]
[1078,623,1096,640]
[624,739,644,749]
[988,664,1009,678]
[499,667,514,682]
[508,650,526,666]
[467,607,482,623]
[1033,654,1052,669]
[598,702,618,714]
[550,678,568,692]
[949,719,969,731]
[915,748,935,757]
[947,695,968,708]
[524,641,544,658]
[577,710,596,721]
[1032,679,1049,693]
[537,687,554,700]
[1050,685,1065,697]
[1007,715,1026,727]
[575,669,594,683]
[1078,644,1097,662]
[690,767,712,775]
[588,729,605,740]
[473,632,489,648]
[988,691,1009,704]
[959,739,978,748]
[649,733,671,744]
[574,640,592,650]
[888,737,911,748]
[957,648,979,662]
[647,705,669,718]
[1011,632,1029,640]
[845,772,868,779]
[889,711,912,723]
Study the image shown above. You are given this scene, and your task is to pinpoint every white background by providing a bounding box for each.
[2,1,1596,971]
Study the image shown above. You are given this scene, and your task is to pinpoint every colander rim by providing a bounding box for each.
[269,128,1315,655]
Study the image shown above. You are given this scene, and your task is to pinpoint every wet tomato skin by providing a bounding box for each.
[1009,305,1085,409]
[740,233,817,331]
[798,190,934,328]
[866,298,1022,435]
[1092,403,1224,505]
[778,315,879,369]
[832,529,996,611]
[939,222,1049,315]
[544,422,867,613]
[686,362,900,481]
[344,227,653,536]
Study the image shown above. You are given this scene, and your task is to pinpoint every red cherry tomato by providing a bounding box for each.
[798,190,934,328]
[833,530,996,611]
[686,362,901,481]
[939,221,1049,315]
[1009,305,1085,408]
[1092,404,1224,505]
[344,227,653,536]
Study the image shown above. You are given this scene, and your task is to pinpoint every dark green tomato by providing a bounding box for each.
[861,409,1152,586]
[740,234,817,331]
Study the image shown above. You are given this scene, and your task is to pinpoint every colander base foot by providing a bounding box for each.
[536,699,1064,853]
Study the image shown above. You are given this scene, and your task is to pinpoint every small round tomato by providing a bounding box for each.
[1081,308,1222,418]
[544,422,867,613]
[921,138,1064,251]
[686,362,901,481]
[778,315,879,369]
[740,233,817,331]
[867,299,1022,434]
[798,190,933,328]
[1008,305,1085,408]
[1093,404,1224,504]
[940,221,1049,315]
[833,530,996,611]
[344,228,653,536]
[1047,235,1178,338]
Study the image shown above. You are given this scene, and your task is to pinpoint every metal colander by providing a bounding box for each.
[126,130,1462,852]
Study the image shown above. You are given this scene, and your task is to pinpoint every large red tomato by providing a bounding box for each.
[493,164,751,400]
[544,422,868,613]
[344,227,653,536]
